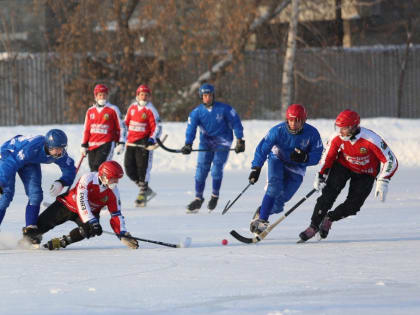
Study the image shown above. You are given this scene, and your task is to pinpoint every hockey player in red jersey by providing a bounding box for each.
[123,84,161,207]
[299,109,398,242]
[80,84,126,171]
[29,161,139,250]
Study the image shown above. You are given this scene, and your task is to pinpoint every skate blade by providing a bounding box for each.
[146,192,157,202]
[186,209,199,214]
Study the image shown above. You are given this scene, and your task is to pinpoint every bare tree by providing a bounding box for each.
[36,0,296,121]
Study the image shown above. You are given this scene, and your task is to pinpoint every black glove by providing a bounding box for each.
[81,218,103,238]
[235,139,245,154]
[0,186,3,197]
[290,148,308,163]
[181,144,192,155]
[249,167,261,184]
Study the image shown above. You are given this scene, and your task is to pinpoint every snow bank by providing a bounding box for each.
[0,118,418,175]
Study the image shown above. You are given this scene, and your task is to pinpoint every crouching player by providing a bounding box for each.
[23,161,138,250]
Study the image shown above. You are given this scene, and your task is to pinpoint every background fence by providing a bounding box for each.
[1,45,419,126]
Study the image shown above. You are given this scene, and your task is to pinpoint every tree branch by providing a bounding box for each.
[176,0,292,103]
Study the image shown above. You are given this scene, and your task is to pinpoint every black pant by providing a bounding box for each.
[88,142,113,172]
[124,138,150,184]
[311,161,375,226]
[37,201,90,244]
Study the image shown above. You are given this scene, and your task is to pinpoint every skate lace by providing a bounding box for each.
[304,226,318,237]
[320,217,332,231]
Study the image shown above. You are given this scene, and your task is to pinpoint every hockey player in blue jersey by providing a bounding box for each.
[0,129,76,243]
[248,104,323,235]
[181,83,245,213]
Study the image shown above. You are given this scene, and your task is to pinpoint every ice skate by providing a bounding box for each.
[250,218,269,236]
[207,195,219,212]
[135,193,147,207]
[298,224,319,243]
[319,215,332,239]
[186,197,204,214]
[145,186,157,202]
[18,225,42,249]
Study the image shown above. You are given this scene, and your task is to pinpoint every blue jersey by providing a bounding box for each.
[185,102,244,148]
[252,122,323,176]
[0,135,76,187]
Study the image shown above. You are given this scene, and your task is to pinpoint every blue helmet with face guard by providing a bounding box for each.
[198,83,214,98]
[45,129,68,150]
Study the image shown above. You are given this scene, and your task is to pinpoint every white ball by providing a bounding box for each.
[180,236,192,248]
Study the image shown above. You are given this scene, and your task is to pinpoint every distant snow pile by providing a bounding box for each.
[0,118,418,175]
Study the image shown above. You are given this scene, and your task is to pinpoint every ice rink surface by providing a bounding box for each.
[0,119,419,314]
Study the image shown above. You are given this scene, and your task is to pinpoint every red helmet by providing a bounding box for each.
[136,84,151,95]
[335,109,360,128]
[94,84,108,96]
[286,104,307,122]
[98,161,124,181]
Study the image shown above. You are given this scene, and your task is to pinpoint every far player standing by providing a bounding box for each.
[80,84,126,171]
[124,84,161,207]
[181,83,245,213]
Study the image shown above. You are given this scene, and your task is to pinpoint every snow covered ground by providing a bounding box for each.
[0,119,419,315]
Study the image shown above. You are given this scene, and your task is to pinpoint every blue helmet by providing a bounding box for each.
[198,83,214,98]
[45,129,68,149]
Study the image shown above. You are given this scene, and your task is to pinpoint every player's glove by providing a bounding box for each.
[181,144,192,155]
[290,148,308,163]
[115,142,125,155]
[375,178,389,202]
[146,138,156,149]
[248,167,261,184]
[313,172,327,191]
[81,218,103,238]
[0,186,3,198]
[119,232,139,249]
[49,180,64,197]
[234,139,245,154]
[80,144,88,157]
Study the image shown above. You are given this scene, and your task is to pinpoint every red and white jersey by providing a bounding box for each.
[124,102,158,143]
[319,127,398,180]
[58,172,127,234]
[82,103,125,150]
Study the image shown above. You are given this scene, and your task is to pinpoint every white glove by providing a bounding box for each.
[313,172,327,191]
[375,179,389,202]
[115,143,125,155]
[80,146,88,157]
[49,181,63,197]
[120,232,139,249]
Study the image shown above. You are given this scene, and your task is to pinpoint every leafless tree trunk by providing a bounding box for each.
[280,0,298,118]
